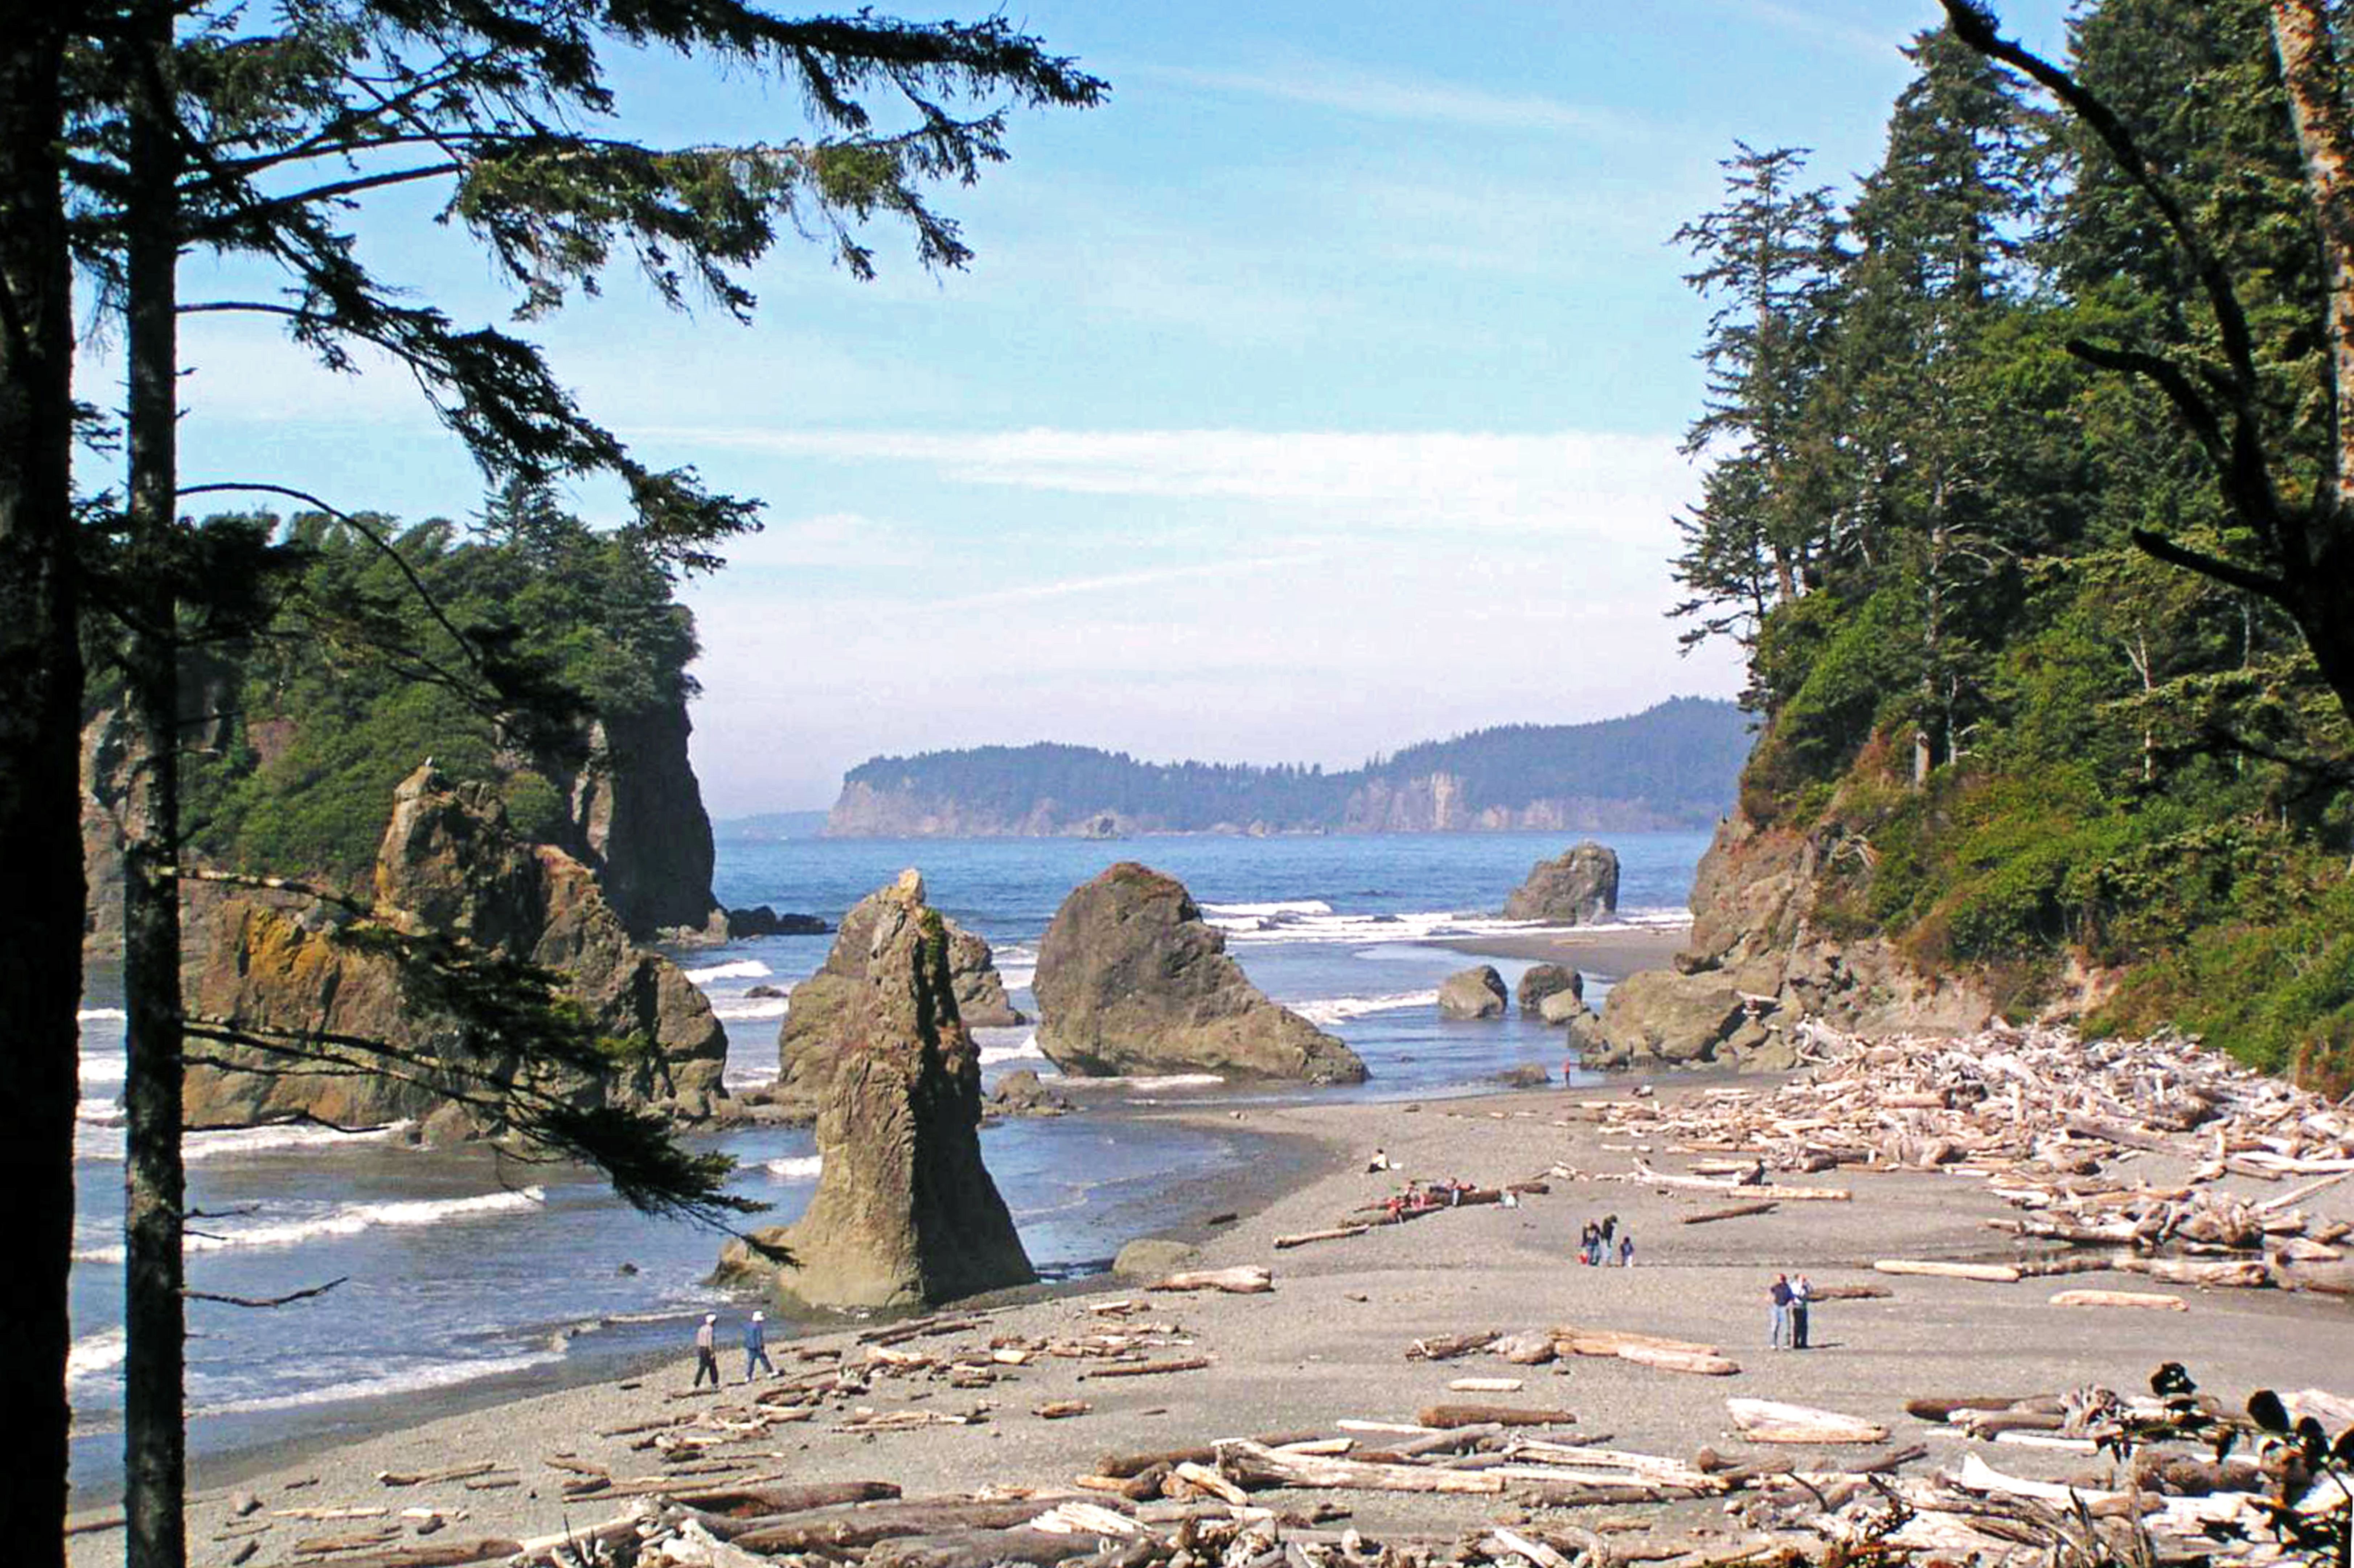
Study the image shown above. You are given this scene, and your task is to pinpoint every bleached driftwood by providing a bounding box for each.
[1726,1399,1889,1444]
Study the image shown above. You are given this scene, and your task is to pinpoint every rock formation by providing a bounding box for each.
[757,877,1022,1120]
[714,870,1033,1309]
[1538,985,1592,1026]
[1503,841,1621,924]
[1437,966,1508,1019]
[180,765,729,1136]
[1033,863,1366,1083]
[1594,971,1747,1064]
[550,704,723,939]
[1516,963,1582,1013]
[725,906,832,937]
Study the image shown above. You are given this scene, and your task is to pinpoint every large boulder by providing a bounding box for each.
[1517,964,1583,1013]
[1437,966,1508,1019]
[181,765,730,1133]
[1596,970,1746,1064]
[1539,986,1593,1026]
[1503,842,1621,924]
[767,875,1021,1105]
[715,873,1033,1309]
[1033,863,1366,1083]
[947,923,1025,1027]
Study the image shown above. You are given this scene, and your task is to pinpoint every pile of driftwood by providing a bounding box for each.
[351,1375,2350,1567]
[1563,1023,2354,1294]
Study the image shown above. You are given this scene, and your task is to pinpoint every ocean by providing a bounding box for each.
[66,828,1709,1496]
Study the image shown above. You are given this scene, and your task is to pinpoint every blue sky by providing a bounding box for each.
[135,0,2072,813]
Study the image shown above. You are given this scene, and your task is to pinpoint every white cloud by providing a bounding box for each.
[720,510,921,570]
[1136,60,1645,140]
[921,551,1327,612]
[649,425,1694,537]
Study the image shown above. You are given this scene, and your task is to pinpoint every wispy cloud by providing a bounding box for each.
[922,551,1327,612]
[649,426,1694,537]
[1718,1,1906,61]
[1135,59,1644,140]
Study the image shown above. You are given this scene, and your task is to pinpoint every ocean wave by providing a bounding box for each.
[80,1054,126,1089]
[78,1007,128,1023]
[73,1186,545,1265]
[193,1350,567,1419]
[1115,1073,1226,1091]
[760,1155,822,1181]
[77,1100,126,1126]
[1201,899,1334,929]
[182,1120,413,1163]
[1215,906,1686,947]
[711,997,789,1021]
[67,1326,126,1387]
[722,1063,779,1089]
[996,966,1036,992]
[979,1034,1045,1066]
[1290,990,1439,1026]
[684,958,772,984]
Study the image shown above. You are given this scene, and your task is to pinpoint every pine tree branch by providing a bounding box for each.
[186,1278,349,1309]
[2128,528,2290,601]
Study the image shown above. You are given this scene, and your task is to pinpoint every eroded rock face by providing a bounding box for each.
[1503,841,1621,924]
[1438,966,1508,1019]
[181,765,729,1134]
[557,705,722,939]
[1034,863,1366,1084]
[715,873,1033,1310]
[1682,811,1993,1037]
[764,875,1021,1113]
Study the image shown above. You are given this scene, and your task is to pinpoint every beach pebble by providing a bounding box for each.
[229,1490,262,1518]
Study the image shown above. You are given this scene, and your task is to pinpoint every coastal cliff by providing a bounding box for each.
[181,765,728,1137]
[825,698,1747,837]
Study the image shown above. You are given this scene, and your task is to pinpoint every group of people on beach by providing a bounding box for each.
[1767,1272,1815,1349]
[1577,1214,1633,1266]
[692,1309,775,1386]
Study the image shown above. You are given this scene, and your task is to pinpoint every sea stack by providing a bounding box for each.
[718,869,1033,1309]
[1503,841,1621,924]
[1033,862,1367,1083]
[765,879,1021,1115]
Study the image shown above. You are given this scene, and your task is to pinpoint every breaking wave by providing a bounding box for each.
[1290,990,1439,1027]
[73,1187,545,1265]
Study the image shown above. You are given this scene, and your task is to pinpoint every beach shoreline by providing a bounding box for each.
[77,1068,2351,1563]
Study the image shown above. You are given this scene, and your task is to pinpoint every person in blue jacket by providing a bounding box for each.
[744,1309,775,1381]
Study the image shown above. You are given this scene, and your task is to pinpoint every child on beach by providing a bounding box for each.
[1618,1233,1635,1267]
[693,1313,722,1387]
[744,1309,775,1380]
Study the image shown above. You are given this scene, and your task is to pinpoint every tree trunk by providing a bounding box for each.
[122,3,188,1564]
[0,9,87,1562]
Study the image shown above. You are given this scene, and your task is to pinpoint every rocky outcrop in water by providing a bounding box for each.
[1517,964,1582,1014]
[714,871,1033,1309]
[724,906,832,938]
[1437,966,1508,1019]
[1034,863,1366,1083]
[756,876,1022,1121]
[1503,841,1621,924]
[553,705,722,939]
[180,765,729,1137]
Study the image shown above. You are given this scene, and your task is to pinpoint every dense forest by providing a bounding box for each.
[87,485,704,891]
[827,697,1749,835]
[1679,2,2354,1084]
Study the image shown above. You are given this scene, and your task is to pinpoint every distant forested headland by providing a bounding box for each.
[823,697,1748,837]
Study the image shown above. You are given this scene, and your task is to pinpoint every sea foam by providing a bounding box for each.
[760,1155,822,1181]
[193,1349,567,1419]
[73,1186,546,1265]
[1290,990,1439,1027]
[684,958,772,984]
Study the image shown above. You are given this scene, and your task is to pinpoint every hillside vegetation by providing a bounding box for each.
[1679,4,2354,1087]
[828,697,1748,837]
[90,487,704,894]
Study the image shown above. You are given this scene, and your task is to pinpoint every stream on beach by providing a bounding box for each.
[66,829,1707,1499]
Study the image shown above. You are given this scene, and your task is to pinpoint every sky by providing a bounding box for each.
[131,0,2074,814]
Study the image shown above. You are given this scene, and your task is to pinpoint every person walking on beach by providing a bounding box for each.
[1618,1232,1635,1268]
[1789,1273,1812,1350]
[744,1309,775,1381]
[1768,1273,1792,1349]
[693,1313,722,1387]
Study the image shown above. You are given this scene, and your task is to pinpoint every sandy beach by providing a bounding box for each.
[85,1069,2351,1565]
[1429,924,1690,979]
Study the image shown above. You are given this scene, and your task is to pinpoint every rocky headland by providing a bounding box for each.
[714,870,1033,1310]
[1588,809,1994,1071]
[1033,863,1367,1083]
[180,765,729,1139]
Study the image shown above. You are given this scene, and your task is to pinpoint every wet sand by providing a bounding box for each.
[93,1077,2352,1564]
